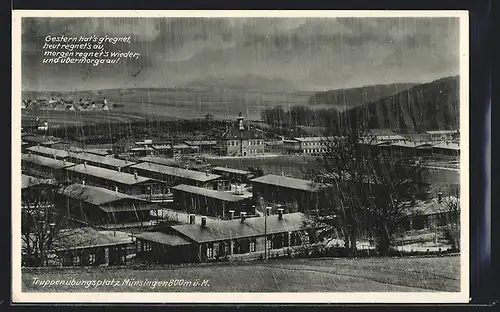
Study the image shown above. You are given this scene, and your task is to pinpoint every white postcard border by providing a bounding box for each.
[11,10,470,304]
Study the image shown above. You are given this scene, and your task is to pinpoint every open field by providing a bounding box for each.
[22,256,460,292]
[22,110,173,128]
[22,87,313,124]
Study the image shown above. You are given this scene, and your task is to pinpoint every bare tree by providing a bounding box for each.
[441,190,460,251]
[21,182,103,266]
[305,132,371,256]
[21,183,71,266]
[363,155,426,254]
[307,131,427,256]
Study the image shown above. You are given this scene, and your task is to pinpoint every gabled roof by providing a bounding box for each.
[137,156,178,167]
[150,144,199,150]
[26,146,70,158]
[373,135,405,141]
[69,152,135,168]
[170,212,315,243]
[221,126,265,140]
[130,147,155,152]
[130,162,221,182]
[134,231,191,246]
[85,149,110,156]
[250,174,320,192]
[134,140,153,146]
[23,135,63,145]
[66,164,153,185]
[151,144,171,150]
[359,138,391,146]
[22,153,75,169]
[391,141,434,149]
[432,142,460,151]
[212,166,252,176]
[53,227,132,251]
[173,144,197,150]
[58,183,151,208]
[425,130,459,135]
[184,140,218,146]
[21,174,56,189]
[293,136,334,142]
[172,184,248,202]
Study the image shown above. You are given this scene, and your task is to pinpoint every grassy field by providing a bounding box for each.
[22,87,313,124]
[22,110,156,127]
[22,256,460,292]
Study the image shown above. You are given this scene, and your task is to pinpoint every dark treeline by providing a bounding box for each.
[261,76,460,134]
[48,119,232,144]
[260,105,353,135]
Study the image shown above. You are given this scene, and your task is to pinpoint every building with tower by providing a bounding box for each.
[218,113,265,156]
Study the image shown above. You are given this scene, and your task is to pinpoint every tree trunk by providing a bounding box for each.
[377,223,392,256]
[350,226,358,257]
[343,228,350,250]
[38,233,47,267]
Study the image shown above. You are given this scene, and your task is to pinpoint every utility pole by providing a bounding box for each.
[237,112,245,156]
[264,206,272,260]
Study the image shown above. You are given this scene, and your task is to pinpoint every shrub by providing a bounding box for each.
[444,224,460,251]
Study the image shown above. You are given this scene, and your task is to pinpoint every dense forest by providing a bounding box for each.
[261,76,460,134]
[308,82,416,109]
[260,106,341,129]
[344,76,460,132]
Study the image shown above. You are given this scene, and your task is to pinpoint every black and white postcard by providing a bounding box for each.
[12,10,469,303]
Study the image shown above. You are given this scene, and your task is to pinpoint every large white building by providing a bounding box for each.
[218,114,265,157]
[424,130,459,142]
[293,137,329,154]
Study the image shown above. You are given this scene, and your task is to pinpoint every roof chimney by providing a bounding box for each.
[134,171,138,180]
[240,211,247,223]
[205,169,209,176]
[53,155,57,159]
[438,191,443,203]
[278,208,284,220]
[115,186,119,193]
[189,214,196,225]
[82,179,85,185]
[83,161,87,168]
[228,210,235,220]
[118,167,121,172]
[201,216,207,227]
[266,206,272,216]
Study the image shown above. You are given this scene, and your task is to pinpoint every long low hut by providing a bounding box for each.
[55,183,159,225]
[134,211,323,264]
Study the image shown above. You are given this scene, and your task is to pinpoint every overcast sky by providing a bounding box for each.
[22,17,460,92]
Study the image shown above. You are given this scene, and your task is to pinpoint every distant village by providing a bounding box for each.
[21,112,460,268]
[21,96,120,112]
